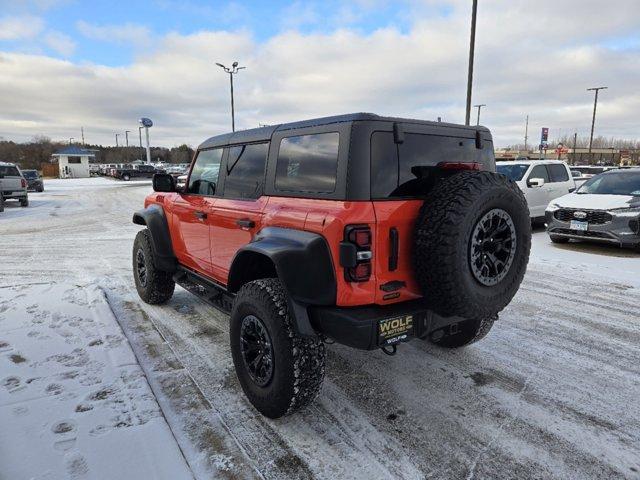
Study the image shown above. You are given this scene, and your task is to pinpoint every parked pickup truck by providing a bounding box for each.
[114,164,165,181]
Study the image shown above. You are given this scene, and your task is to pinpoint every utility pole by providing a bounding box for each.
[464,0,478,125]
[216,61,246,132]
[474,104,486,125]
[115,134,120,147]
[81,127,85,145]
[587,86,607,155]
[572,132,578,165]
[524,115,529,151]
[125,130,131,147]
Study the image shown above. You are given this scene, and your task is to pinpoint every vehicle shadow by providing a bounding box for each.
[549,239,639,258]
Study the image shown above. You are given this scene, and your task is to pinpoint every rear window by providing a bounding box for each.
[275,132,339,193]
[0,166,20,176]
[371,131,494,198]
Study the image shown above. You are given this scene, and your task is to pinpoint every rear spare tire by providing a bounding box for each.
[413,171,530,319]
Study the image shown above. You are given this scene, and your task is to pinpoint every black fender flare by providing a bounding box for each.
[228,227,337,337]
[132,204,177,272]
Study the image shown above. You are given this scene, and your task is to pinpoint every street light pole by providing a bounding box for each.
[115,134,120,147]
[524,115,529,151]
[465,0,479,126]
[587,86,607,155]
[473,104,486,125]
[125,130,131,147]
[216,61,246,132]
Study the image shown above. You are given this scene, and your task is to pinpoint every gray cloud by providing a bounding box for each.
[0,0,639,148]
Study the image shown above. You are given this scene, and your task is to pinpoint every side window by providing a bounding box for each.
[528,165,549,183]
[371,132,398,198]
[275,132,339,193]
[223,143,269,199]
[188,148,223,195]
[548,164,569,183]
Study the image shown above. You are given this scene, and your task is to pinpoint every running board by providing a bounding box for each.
[172,266,234,314]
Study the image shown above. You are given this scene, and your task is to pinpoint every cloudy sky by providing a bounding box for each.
[0,0,638,148]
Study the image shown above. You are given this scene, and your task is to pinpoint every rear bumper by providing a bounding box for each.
[1,190,27,199]
[309,300,465,350]
[546,211,640,247]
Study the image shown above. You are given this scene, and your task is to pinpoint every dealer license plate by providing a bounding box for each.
[378,315,414,346]
[570,220,588,231]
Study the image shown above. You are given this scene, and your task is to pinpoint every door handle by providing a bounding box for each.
[236,218,255,229]
[195,211,207,220]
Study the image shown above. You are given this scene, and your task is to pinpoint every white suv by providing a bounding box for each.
[497,160,575,221]
[0,162,29,211]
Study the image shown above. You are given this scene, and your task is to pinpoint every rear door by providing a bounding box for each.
[209,142,270,282]
[171,148,223,274]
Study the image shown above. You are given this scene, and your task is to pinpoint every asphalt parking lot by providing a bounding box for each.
[1,179,639,479]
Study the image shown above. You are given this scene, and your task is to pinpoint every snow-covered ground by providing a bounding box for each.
[1,178,639,479]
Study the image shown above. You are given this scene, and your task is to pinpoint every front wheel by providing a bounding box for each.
[132,229,175,304]
[123,174,130,181]
[230,279,326,418]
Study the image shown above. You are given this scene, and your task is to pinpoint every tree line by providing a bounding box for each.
[0,135,195,171]
[506,135,640,151]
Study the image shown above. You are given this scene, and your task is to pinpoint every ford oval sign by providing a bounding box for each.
[573,211,587,219]
[139,117,153,127]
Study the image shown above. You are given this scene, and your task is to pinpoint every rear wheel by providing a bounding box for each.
[132,229,175,304]
[20,197,29,207]
[230,279,325,418]
[123,174,130,181]
[413,171,531,320]
[428,315,497,348]
[0,193,4,212]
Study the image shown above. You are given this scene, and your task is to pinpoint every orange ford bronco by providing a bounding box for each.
[132,113,531,418]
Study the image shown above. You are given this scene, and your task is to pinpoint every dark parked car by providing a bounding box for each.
[115,164,165,181]
[21,170,44,192]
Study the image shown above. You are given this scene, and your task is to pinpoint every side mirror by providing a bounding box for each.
[528,177,545,188]
[152,173,176,192]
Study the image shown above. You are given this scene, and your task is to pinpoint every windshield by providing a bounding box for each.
[496,163,529,182]
[577,172,640,196]
[22,170,38,179]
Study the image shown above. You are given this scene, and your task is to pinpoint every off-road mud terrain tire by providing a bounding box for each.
[428,314,497,348]
[132,229,175,304]
[20,197,29,207]
[230,278,326,419]
[549,234,569,244]
[413,171,531,319]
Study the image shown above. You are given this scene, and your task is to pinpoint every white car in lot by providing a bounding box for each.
[497,160,576,221]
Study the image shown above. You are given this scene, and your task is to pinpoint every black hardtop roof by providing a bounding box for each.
[198,112,489,150]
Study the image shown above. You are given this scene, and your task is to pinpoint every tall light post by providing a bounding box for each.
[139,118,153,164]
[524,115,529,151]
[587,86,607,155]
[125,130,131,147]
[464,0,479,125]
[474,104,486,125]
[216,61,246,132]
[115,133,120,147]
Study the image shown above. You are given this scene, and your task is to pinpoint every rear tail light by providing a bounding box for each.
[21,178,27,188]
[437,161,483,171]
[340,225,372,282]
